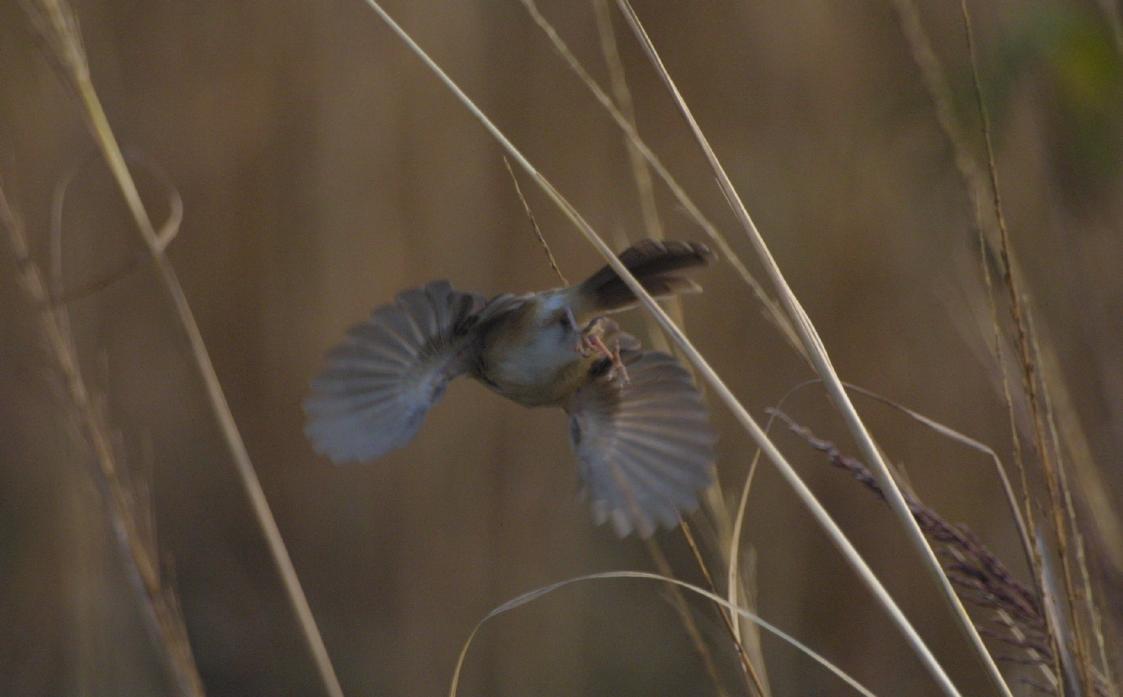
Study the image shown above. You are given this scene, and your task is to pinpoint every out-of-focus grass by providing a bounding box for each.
[1,1,1120,696]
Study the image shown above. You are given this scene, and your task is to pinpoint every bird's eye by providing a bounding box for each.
[556,310,574,329]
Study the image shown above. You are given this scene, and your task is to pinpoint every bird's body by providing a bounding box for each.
[305,239,718,537]
[474,290,593,407]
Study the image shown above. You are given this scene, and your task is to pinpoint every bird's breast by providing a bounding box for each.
[477,325,588,407]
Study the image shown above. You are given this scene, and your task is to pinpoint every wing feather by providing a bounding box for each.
[566,351,717,537]
[304,281,484,462]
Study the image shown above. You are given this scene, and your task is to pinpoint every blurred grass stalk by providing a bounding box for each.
[611,3,1015,696]
[16,2,346,696]
[504,154,752,696]
[522,3,787,691]
[587,2,768,693]
[0,184,205,697]
[358,2,991,695]
[959,2,1105,691]
[893,0,1120,692]
[519,0,804,358]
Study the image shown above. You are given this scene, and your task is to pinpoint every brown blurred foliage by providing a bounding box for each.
[1,1,1120,695]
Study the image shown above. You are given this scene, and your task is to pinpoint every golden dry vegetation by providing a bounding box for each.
[1,1,1121,696]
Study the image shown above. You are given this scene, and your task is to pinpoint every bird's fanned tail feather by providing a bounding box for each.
[573,239,714,316]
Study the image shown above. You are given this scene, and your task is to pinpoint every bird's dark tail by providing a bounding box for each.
[571,239,714,317]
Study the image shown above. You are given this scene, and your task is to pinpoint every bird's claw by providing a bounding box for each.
[578,317,629,383]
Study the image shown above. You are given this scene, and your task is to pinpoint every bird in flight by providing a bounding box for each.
[304,239,718,537]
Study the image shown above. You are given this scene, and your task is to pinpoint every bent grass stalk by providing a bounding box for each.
[449,572,880,697]
[1,182,206,697]
[840,382,1035,574]
[357,2,965,694]
[727,378,821,662]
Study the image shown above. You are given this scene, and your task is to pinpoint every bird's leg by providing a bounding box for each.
[597,334,629,383]
[576,316,604,356]
[579,317,629,383]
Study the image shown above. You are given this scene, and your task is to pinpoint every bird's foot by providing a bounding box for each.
[579,318,629,383]
[575,313,597,356]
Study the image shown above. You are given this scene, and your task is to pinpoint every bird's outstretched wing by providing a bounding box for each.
[565,351,716,537]
[304,281,484,462]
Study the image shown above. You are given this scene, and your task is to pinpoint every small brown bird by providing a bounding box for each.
[304,239,717,537]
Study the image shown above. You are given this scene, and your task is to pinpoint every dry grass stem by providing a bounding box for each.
[449,572,880,697]
[1,181,206,697]
[727,445,763,640]
[591,0,662,243]
[589,0,678,350]
[47,152,183,306]
[1031,338,1123,573]
[516,0,804,357]
[960,1,1096,692]
[841,382,1036,580]
[498,162,728,694]
[888,0,1066,683]
[643,539,731,697]
[358,2,966,694]
[726,383,820,684]
[18,2,346,696]
[770,410,1057,680]
[502,157,567,286]
[614,2,1009,694]
[589,4,767,689]
[1029,313,1117,696]
[888,2,1040,554]
[679,520,768,697]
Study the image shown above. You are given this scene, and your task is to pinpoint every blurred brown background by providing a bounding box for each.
[1,1,1120,695]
